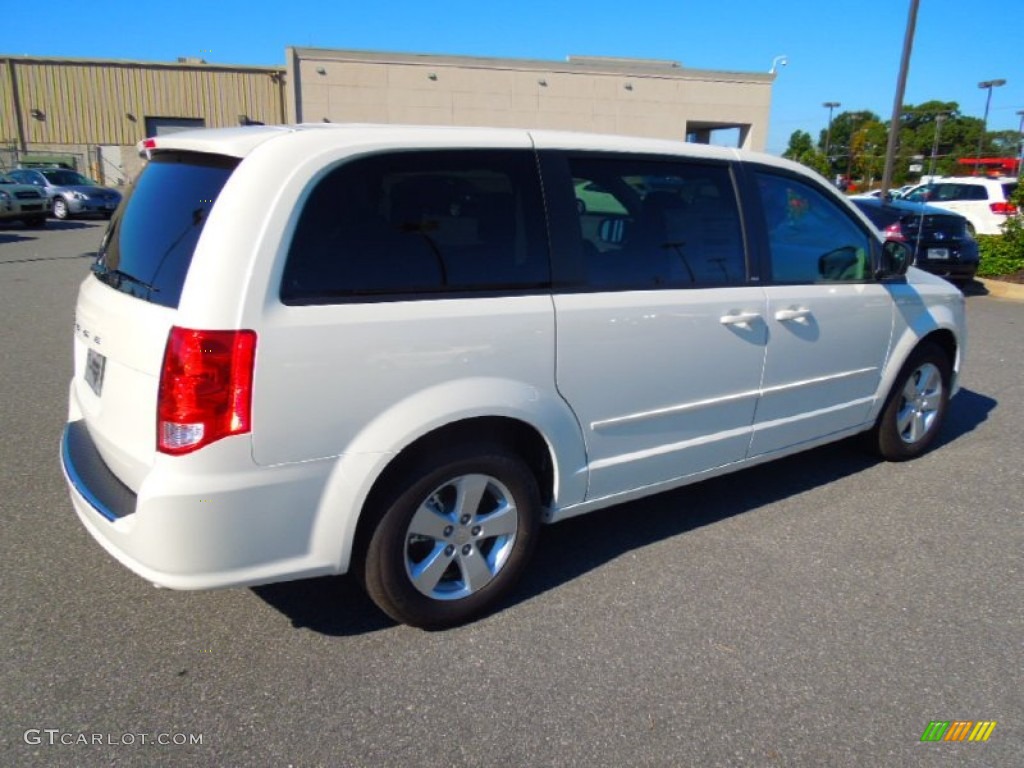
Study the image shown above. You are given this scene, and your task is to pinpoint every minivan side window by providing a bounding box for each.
[282,150,549,303]
[568,156,746,288]
[755,172,873,283]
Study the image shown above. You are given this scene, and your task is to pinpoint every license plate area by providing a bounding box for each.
[85,348,106,397]
[927,248,949,260]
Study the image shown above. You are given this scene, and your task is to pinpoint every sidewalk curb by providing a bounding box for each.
[977,278,1024,302]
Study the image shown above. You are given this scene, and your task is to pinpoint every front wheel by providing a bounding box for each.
[869,342,951,461]
[52,197,70,220]
[362,445,541,629]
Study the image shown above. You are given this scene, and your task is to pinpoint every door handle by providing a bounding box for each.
[774,308,812,322]
[720,312,762,327]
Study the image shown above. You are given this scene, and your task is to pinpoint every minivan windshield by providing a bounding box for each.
[94,152,238,308]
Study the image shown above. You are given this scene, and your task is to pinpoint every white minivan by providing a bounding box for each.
[61,124,966,628]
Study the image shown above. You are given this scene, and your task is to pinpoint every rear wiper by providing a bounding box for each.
[91,262,160,293]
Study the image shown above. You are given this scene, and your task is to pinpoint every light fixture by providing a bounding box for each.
[428,72,438,80]
[538,78,547,86]
[769,55,788,74]
[976,78,1007,173]
[238,114,249,126]
[624,82,634,91]
[30,108,45,120]
[125,112,137,122]
[316,67,326,75]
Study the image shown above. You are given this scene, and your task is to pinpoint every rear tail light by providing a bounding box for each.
[882,222,905,241]
[157,327,257,455]
[990,201,1017,215]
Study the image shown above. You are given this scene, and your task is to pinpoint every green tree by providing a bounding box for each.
[817,110,881,176]
[988,129,1021,157]
[849,120,888,187]
[898,102,986,177]
[784,130,814,160]
[784,130,830,177]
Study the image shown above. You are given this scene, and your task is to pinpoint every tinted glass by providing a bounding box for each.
[8,170,41,185]
[94,152,238,308]
[568,156,745,288]
[42,170,93,186]
[282,150,549,302]
[756,172,872,283]
[1003,182,1018,199]
[902,186,929,203]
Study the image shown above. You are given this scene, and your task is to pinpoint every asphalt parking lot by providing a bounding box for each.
[1,220,1021,768]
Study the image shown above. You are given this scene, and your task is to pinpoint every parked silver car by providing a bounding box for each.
[7,168,122,220]
[0,172,50,227]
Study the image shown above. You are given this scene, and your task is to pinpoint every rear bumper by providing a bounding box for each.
[60,420,338,589]
[67,199,119,215]
[915,261,978,281]
[62,420,137,521]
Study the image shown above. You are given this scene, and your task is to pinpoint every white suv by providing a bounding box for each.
[61,124,966,628]
[902,176,1019,235]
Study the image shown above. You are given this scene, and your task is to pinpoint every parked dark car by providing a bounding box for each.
[851,197,978,285]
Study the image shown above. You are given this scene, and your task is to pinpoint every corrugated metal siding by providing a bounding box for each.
[1,59,24,149]
[1,57,284,147]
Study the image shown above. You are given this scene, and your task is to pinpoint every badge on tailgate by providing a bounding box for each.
[85,348,106,397]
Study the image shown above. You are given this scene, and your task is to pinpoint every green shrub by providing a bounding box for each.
[976,184,1024,278]
[977,235,1024,277]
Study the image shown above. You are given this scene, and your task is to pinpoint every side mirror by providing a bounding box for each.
[878,240,911,278]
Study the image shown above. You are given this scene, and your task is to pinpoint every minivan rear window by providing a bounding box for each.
[94,152,238,308]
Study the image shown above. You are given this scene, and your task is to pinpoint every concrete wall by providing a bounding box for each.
[287,48,774,150]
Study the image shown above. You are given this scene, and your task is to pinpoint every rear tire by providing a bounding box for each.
[362,444,541,629]
[868,342,951,461]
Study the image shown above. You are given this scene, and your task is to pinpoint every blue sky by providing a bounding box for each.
[3,0,1021,155]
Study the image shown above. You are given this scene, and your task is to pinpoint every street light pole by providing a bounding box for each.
[1017,109,1024,178]
[823,101,841,177]
[975,78,1006,175]
[928,112,948,180]
[880,0,920,200]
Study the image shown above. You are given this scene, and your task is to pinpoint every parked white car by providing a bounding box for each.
[901,176,1018,235]
[61,124,967,628]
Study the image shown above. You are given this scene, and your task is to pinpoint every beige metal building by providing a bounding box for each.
[286,48,774,151]
[1,55,286,183]
[2,48,773,186]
